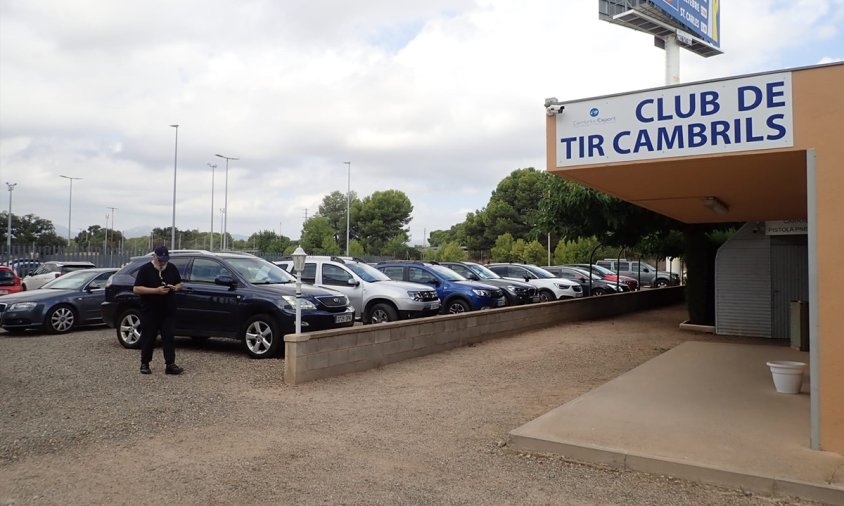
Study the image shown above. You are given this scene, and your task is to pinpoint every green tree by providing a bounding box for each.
[300,216,335,254]
[437,241,467,261]
[0,212,65,247]
[318,190,360,250]
[523,240,546,265]
[348,239,365,257]
[540,175,735,324]
[512,239,528,262]
[490,233,515,262]
[320,236,341,255]
[553,236,603,264]
[248,230,292,254]
[356,190,413,255]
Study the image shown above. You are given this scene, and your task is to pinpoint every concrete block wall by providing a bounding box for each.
[284,286,684,384]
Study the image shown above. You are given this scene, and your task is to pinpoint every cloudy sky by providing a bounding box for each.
[2,1,842,245]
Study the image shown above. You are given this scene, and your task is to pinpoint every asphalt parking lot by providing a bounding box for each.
[0,309,819,505]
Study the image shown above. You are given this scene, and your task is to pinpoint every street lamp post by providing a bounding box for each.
[59,175,81,245]
[208,163,217,251]
[107,207,118,266]
[292,246,307,334]
[170,125,179,248]
[215,154,238,250]
[6,182,16,264]
[344,161,351,256]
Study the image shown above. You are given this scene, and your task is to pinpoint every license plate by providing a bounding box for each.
[496,298,505,306]
[427,302,440,310]
[531,296,540,303]
[0,290,7,295]
[335,313,353,324]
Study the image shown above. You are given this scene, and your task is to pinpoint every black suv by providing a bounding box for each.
[101,250,354,358]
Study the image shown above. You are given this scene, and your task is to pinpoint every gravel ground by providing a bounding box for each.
[0,305,818,505]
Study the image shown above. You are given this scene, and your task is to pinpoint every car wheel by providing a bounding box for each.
[654,279,669,288]
[367,303,398,324]
[538,289,556,302]
[21,284,27,291]
[241,314,281,359]
[45,305,76,333]
[445,299,470,314]
[593,288,608,296]
[117,309,142,349]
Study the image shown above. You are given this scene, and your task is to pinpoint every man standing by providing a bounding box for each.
[133,245,183,375]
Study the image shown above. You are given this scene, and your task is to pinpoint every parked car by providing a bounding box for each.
[595,259,681,288]
[0,268,117,333]
[101,250,354,358]
[542,265,627,296]
[0,266,24,296]
[438,261,539,306]
[274,256,440,323]
[375,261,506,314]
[21,261,96,291]
[566,263,640,291]
[7,258,42,278]
[486,263,583,302]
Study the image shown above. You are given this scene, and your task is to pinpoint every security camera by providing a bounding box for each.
[545,104,565,116]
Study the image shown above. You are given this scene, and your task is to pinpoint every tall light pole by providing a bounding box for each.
[215,154,238,250]
[344,161,351,256]
[59,175,82,245]
[207,163,217,251]
[6,182,16,264]
[107,207,118,265]
[170,124,179,248]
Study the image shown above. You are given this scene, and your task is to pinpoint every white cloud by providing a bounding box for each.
[2,0,842,243]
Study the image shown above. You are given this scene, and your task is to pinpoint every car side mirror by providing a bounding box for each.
[523,276,530,282]
[347,278,360,287]
[468,274,479,281]
[215,275,238,289]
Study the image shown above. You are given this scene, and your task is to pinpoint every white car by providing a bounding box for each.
[486,263,583,302]
[21,261,96,291]
[274,256,441,323]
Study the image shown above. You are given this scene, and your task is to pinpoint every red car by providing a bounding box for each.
[0,266,24,296]
[568,264,640,291]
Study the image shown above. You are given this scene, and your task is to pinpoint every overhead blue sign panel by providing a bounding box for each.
[651,0,720,48]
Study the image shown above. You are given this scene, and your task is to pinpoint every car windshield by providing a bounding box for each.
[225,257,295,284]
[346,262,391,282]
[465,263,500,280]
[523,265,556,279]
[571,268,603,280]
[429,264,465,281]
[41,269,102,290]
[584,264,614,276]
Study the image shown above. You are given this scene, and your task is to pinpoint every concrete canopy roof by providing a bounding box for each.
[550,148,807,224]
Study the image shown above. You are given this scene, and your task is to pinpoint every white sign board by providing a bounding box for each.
[556,72,794,167]
[766,220,807,235]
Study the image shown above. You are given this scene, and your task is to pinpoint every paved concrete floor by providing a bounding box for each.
[509,340,844,504]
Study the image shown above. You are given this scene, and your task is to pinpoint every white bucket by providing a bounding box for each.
[766,361,806,394]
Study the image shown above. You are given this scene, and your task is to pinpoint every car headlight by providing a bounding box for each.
[504,285,519,293]
[8,302,38,311]
[281,295,317,310]
[471,289,492,297]
[554,283,571,289]
[407,290,427,301]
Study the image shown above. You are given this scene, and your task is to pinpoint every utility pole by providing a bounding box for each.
[6,182,17,264]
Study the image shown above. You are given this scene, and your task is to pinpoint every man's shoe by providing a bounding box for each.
[140,363,151,375]
[165,364,184,375]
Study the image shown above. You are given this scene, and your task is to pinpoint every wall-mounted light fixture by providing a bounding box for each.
[702,196,729,216]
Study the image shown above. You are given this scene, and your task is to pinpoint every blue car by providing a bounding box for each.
[375,261,505,314]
